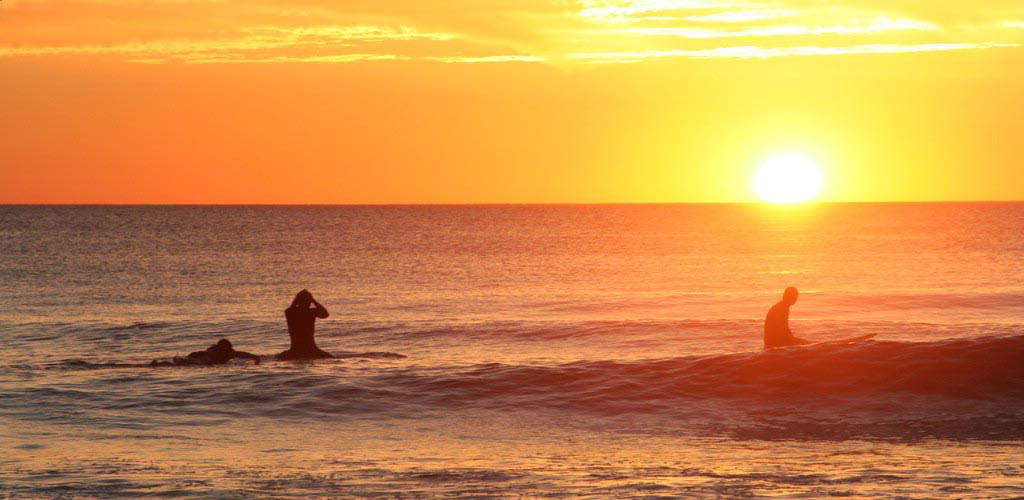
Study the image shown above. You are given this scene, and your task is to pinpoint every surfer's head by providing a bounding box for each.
[293,289,313,308]
[782,286,799,305]
[211,340,235,352]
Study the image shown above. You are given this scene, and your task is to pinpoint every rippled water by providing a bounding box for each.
[1,204,1022,498]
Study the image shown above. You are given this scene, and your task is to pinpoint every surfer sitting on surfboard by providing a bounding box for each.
[277,289,334,360]
[764,287,876,348]
[764,287,811,349]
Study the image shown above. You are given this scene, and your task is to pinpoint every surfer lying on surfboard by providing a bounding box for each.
[150,338,261,366]
[764,287,875,348]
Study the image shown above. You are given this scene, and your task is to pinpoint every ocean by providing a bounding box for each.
[1,204,1022,498]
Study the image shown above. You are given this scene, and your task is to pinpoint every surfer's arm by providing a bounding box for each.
[785,327,812,345]
[311,299,329,319]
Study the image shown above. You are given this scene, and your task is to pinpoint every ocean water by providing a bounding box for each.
[1,204,1022,498]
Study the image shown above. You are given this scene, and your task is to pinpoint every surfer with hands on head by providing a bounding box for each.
[278,289,334,360]
[764,286,812,349]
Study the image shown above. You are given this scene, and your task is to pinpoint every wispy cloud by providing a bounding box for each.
[592,17,938,38]
[579,0,751,22]
[155,54,405,64]
[569,42,1019,63]
[0,0,1021,64]
[0,24,468,62]
[685,9,801,23]
[239,25,459,42]
[426,55,547,63]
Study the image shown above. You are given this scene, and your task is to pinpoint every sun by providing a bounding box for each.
[752,154,824,203]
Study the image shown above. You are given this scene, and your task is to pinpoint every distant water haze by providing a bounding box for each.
[4,203,1023,325]
[1,204,1022,498]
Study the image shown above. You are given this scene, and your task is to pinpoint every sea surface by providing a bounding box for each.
[1,204,1022,498]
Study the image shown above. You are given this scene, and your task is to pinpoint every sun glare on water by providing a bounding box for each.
[752,154,824,203]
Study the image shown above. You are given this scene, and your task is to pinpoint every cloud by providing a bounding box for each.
[685,9,801,23]
[578,0,748,22]
[154,54,405,64]
[0,24,462,61]
[0,0,1021,64]
[786,0,1024,26]
[426,55,547,63]
[590,17,938,38]
[569,42,1020,62]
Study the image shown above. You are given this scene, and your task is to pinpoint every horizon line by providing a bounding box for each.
[2,200,1023,207]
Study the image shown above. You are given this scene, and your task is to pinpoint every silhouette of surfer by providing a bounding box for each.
[150,338,260,366]
[764,286,812,349]
[277,289,333,359]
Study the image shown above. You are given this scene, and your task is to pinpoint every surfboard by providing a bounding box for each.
[807,333,876,347]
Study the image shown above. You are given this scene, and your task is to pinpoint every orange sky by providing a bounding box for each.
[2,0,1022,203]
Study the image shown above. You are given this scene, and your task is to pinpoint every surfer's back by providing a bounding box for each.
[763,301,793,349]
[285,307,318,349]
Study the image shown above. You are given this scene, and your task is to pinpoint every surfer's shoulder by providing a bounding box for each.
[765,301,787,319]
